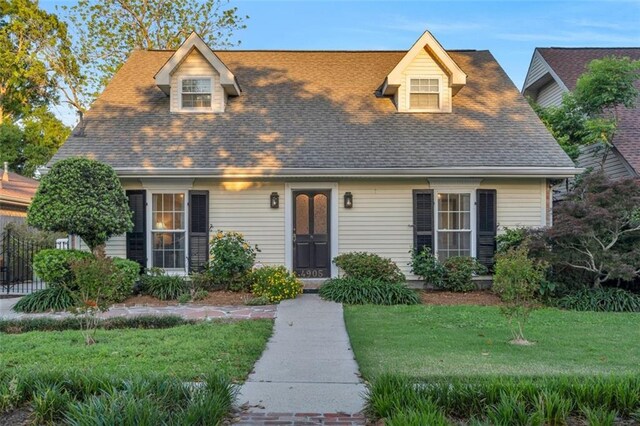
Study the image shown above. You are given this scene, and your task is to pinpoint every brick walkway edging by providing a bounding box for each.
[233,412,367,425]
[3,304,277,321]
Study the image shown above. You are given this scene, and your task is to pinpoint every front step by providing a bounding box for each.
[300,278,327,293]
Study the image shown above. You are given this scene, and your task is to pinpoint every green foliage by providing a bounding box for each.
[33,249,93,286]
[364,374,640,424]
[192,289,208,301]
[410,247,446,287]
[386,407,451,426]
[111,258,140,302]
[28,158,133,252]
[581,406,617,426]
[245,295,270,306]
[189,270,220,291]
[12,286,75,313]
[141,271,187,301]
[493,246,547,342]
[0,372,236,426]
[208,230,258,291]
[60,0,248,109]
[532,57,640,160]
[177,293,191,304]
[319,277,420,305]
[441,256,487,292]
[556,287,640,312]
[496,227,530,254]
[251,266,303,303]
[334,251,406,283]
[0,315,195,334]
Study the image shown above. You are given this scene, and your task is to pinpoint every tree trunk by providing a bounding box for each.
[92,244,106,258]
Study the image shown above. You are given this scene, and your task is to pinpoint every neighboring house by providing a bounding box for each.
[522,47,640,180]
[51,31,577,279]
[0,162,39,235]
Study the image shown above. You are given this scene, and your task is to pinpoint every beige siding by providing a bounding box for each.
[206,181,286,266]
[536,81,564,107]
[398,48,452,112]
[523,51,549,89]
[480,179,547,229]
[577,144,634,179]
[170,50,224,113]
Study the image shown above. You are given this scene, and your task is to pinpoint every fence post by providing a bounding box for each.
[3,228,10,294]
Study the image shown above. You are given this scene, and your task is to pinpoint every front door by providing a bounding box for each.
[293,190,330,278]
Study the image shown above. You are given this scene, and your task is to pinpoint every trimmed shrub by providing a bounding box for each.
[410,247,446,287]
[496,227,531,254]
[111,258,140,302]
[0,315,194,334]
[33,249,93,286]
[251,266,303,303]
[12,286,75,313]
[189,271,220,291]
[319,277,420,305]
[441,256,487,292]
[208,230,259,291]
[140,272,187,301]
[334,252,405,283]
[556,287,640,312]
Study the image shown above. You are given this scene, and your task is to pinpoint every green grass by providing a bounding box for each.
[0,320,273,381]
[345,305,640,378]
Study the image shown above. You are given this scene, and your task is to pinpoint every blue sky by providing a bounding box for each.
[42,0,640,125]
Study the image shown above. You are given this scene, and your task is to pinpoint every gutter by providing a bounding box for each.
[113,166,583,179]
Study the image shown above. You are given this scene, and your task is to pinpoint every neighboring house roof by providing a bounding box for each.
[525,47,640,175]
[0,166,39,208]
[51,48,575,177]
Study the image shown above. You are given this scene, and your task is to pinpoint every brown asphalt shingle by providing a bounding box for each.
[51,49,574,172]
[538,47,640,174]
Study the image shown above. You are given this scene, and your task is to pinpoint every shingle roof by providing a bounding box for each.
[51,49,575,173]
[0,171,38,206]
[538,48,640,174]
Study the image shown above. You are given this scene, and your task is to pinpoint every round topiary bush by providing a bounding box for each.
[28,157,133,255]
[333,252,405,283]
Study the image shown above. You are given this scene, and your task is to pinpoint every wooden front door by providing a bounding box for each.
[293,190,330,278]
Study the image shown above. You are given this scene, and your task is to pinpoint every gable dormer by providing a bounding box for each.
[155,32,240,113]
[382,31,466,113]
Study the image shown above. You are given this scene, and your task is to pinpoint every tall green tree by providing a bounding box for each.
[0,0,75,175]
[533,57,640,163]
[60,0,248,112]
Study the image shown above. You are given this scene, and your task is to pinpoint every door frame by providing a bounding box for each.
[285,182,339,278]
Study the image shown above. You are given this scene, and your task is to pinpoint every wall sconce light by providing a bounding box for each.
[344,192,353,209]
[270,192,279,209]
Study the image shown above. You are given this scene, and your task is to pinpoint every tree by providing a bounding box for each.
[60,0,248,111]
[0,0,75,175]
[549,171,640,287]
[533,57,640,163]
[28,157,133,255]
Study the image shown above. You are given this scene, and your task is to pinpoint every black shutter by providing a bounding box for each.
[126,190,146,271]
[413,190,434,253]
[189,190,209,273]
[477,189,497,270]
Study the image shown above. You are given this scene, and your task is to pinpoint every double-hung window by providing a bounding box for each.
[436,193,471,260]
[181,78,212,109]
[409,78,440,110]
[152,193,186,269]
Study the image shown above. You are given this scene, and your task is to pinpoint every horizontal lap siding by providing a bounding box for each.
[170,50,224,112]
[206,182,285,266]
[523,52,548,89]
[536,81,564,107]
[338,180,423,279]
[481,179,546,230]
[399,49,451,112]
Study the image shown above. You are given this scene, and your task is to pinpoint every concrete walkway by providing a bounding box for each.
[238,294,365,415]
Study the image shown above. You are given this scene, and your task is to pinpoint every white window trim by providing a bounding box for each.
[406,75,445,113]
[284,182,339,278]
[178,76,215,113]
[146,189,189,275]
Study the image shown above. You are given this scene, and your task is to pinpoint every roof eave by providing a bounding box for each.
[113,166,583,179]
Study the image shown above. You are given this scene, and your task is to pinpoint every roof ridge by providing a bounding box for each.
[539,46,640,50]
[144,48,480,53]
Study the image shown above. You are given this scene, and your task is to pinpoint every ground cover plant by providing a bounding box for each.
[0,315,195,334]
[365,374,640,425]
[0,320,273,380]
[319,277,420,305]
[345,305,640,377]
[556,287,640,312]
[251,265,303,303]
[0,370,236,425]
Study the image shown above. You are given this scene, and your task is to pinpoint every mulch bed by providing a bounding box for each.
[420,290,503,306]
[0,407,31,426]
[122,291,254,307]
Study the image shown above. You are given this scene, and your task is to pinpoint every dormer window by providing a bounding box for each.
[409,78,440,110]
[181,78,212,109]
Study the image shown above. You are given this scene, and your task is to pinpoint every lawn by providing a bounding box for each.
[0,320,273,381]
[345,305,640,378]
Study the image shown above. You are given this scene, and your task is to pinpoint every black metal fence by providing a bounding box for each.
[0,228,54,295]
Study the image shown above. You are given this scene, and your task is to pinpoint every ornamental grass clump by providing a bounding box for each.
[251,266,303,303]
[319,277,419,305]
[209,230,259,291]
